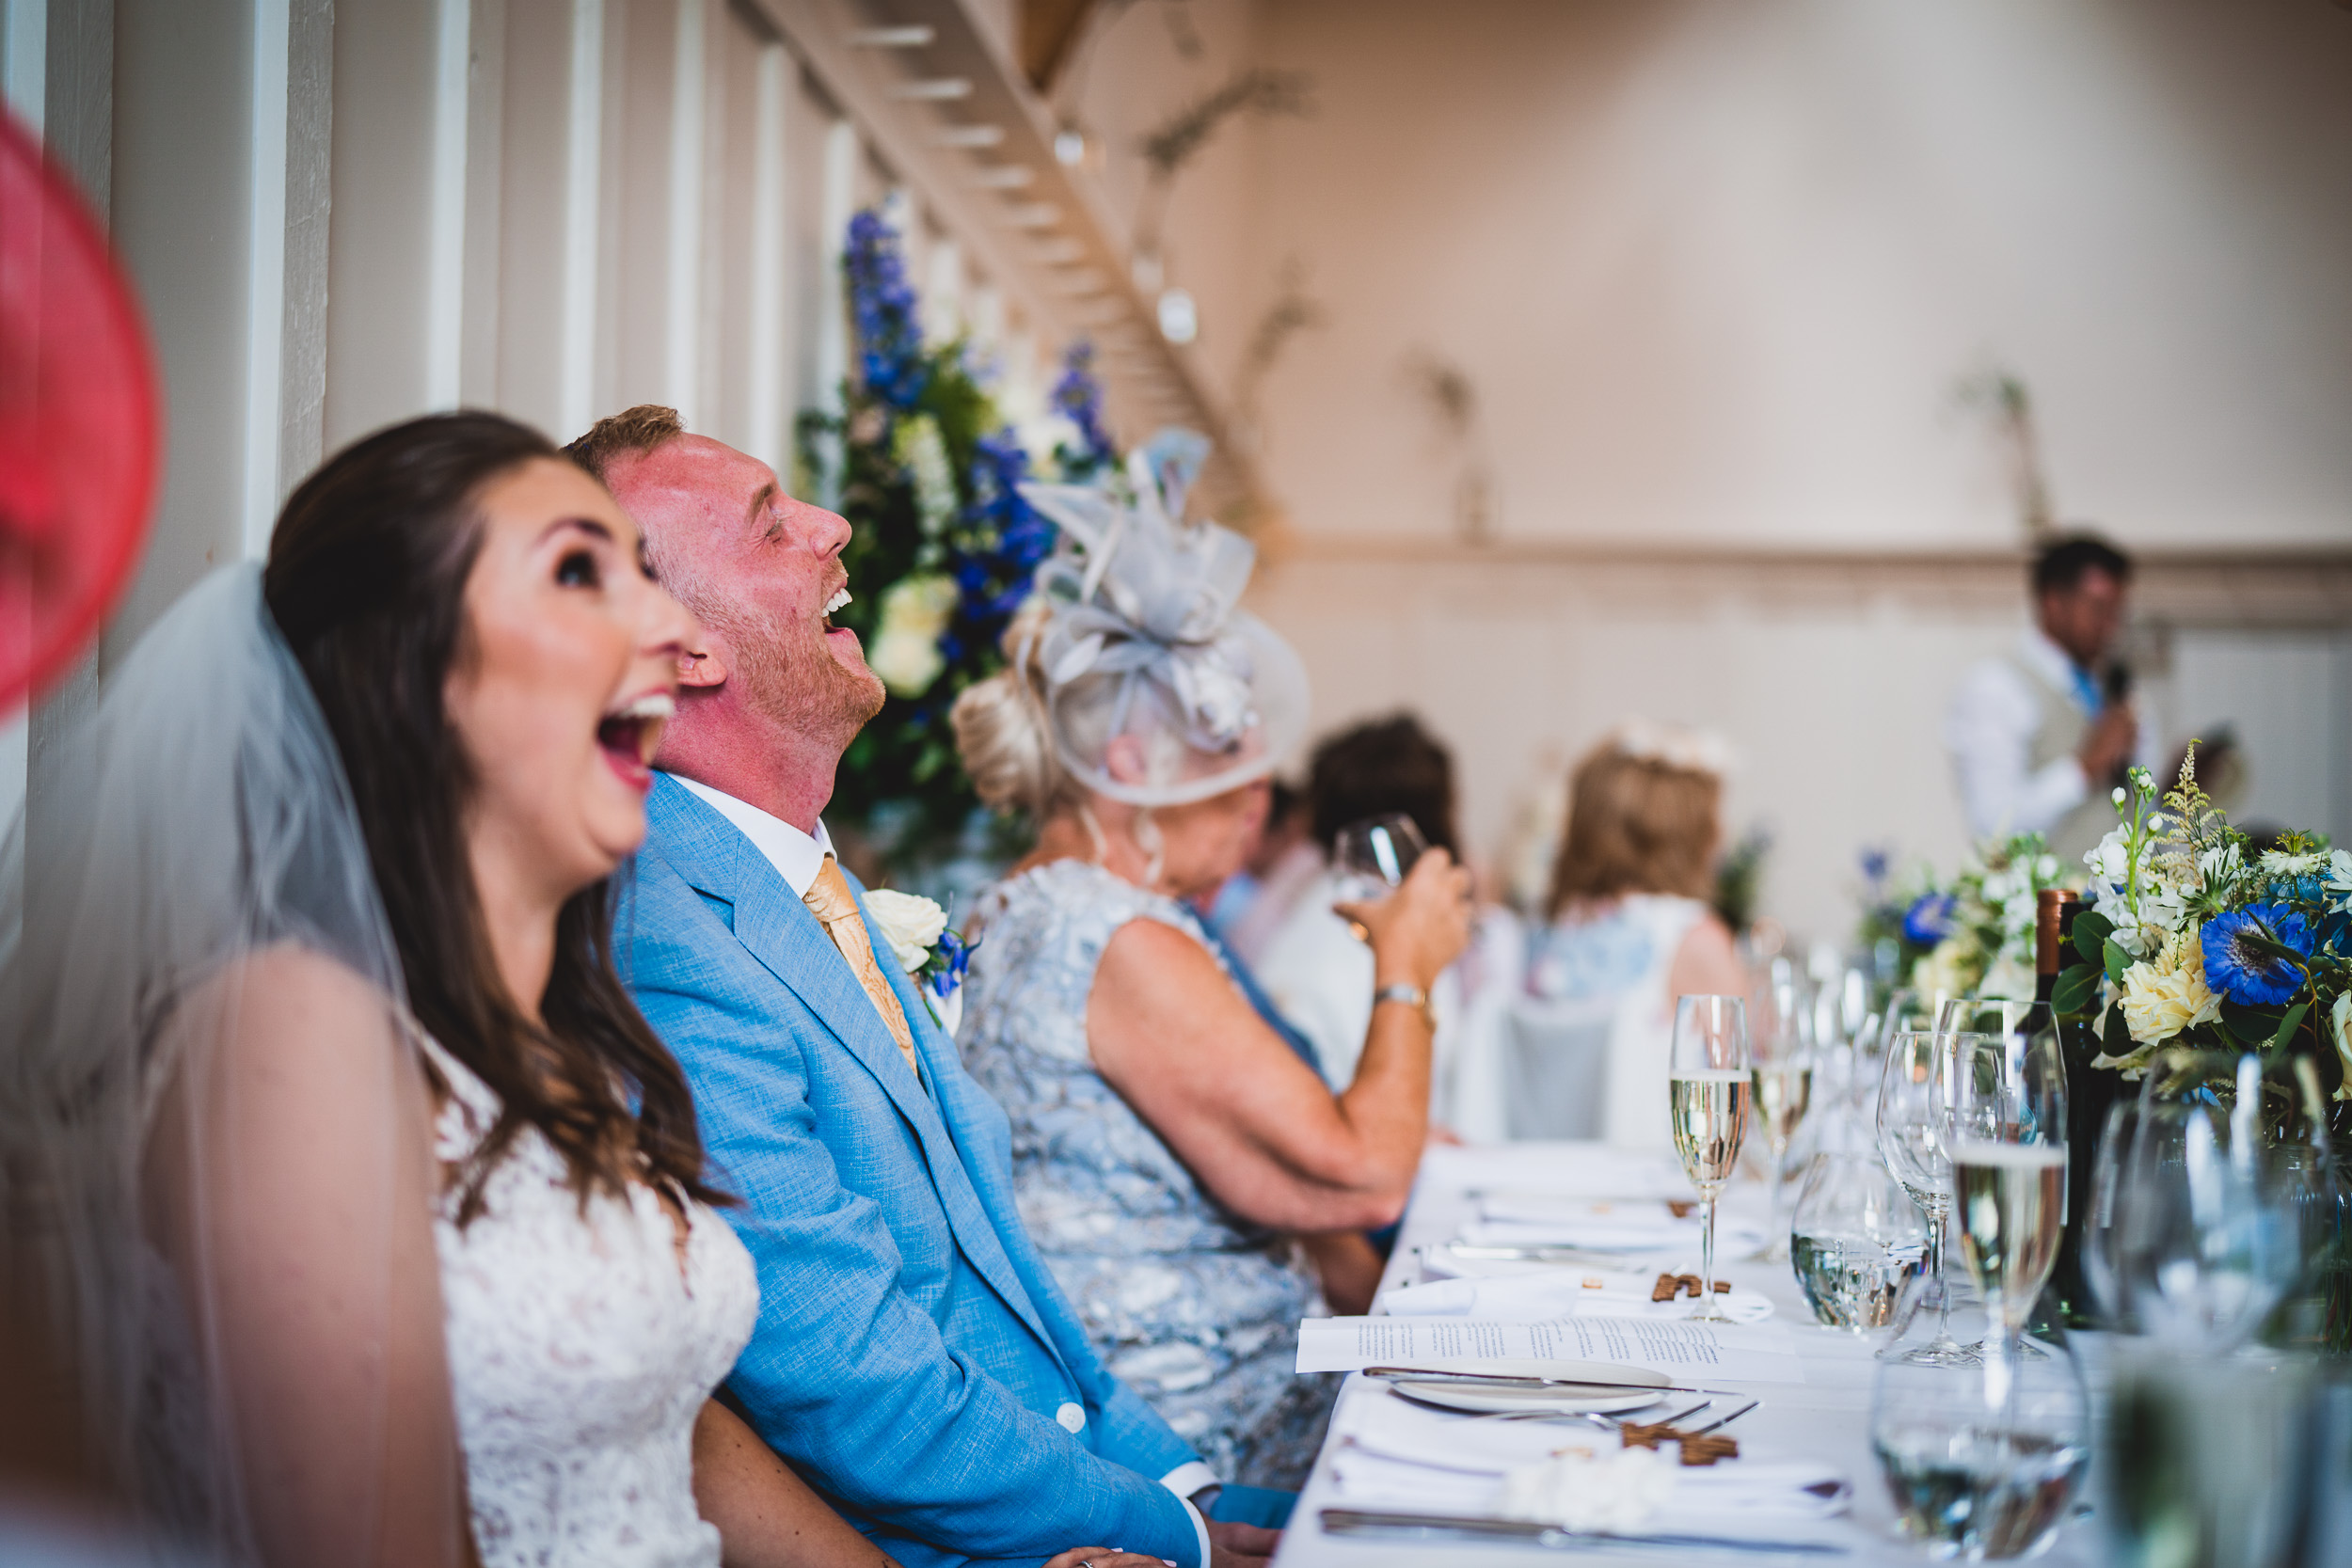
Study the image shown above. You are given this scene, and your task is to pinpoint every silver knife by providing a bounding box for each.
[1438,1243,1634,1266]
[1320,1509,1849,1555]
[1367,1366,1737,1399]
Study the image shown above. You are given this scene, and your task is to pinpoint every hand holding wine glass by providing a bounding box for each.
[1670,995,1751,1323]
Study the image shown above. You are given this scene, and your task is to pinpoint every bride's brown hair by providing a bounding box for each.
[262,411,724,1222]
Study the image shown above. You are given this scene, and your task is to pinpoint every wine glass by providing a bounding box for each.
[1876,1028,1973,1365]
[1331,813,1426,902]
[2112,1052,2312,1353]
[1669,994,1751,1323]
[1790,1151,1927,1332]
[1752,1023,1815,1259]
[1942,1030,2067,1412]
[2080,1099,2142,1332]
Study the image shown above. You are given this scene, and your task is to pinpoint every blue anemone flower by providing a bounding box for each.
[1902,892,1956,946]
[2201,903,2312,1006]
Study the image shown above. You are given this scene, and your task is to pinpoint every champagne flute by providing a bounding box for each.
[1670,994,1751,1323]
[1752,1029,1814,1259]
[1943,1029,2066,1412]
[1876,1028,1974,1365]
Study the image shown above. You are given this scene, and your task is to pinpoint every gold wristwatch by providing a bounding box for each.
[1373,982,1436,1033]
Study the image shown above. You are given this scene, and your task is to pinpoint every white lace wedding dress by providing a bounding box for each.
[424,1039,758,1567]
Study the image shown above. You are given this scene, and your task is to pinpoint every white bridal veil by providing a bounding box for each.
[0,566,463,1564]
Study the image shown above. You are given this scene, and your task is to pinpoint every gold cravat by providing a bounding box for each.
[803,855,921,1083]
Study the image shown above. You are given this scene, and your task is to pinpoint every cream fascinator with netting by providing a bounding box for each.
[1013,431,1309,808]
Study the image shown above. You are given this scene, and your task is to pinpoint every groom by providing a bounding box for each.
[573,408,1271,1568]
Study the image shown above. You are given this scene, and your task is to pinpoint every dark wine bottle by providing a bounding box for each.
[2035,887,2112,1329]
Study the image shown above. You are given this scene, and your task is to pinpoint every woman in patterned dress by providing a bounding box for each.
[951,451,1470,1490]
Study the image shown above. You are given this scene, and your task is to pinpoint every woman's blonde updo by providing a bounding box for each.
[952,600,1071,819]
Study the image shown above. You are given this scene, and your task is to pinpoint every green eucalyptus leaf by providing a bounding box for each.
[2073,911,2115,965]
[2103,939,2134,987]
[2052,965,2100,1018]
[2272,1001,2312,1053]
[2223,1002,2280,1045]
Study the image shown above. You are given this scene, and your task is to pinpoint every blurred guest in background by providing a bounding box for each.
[1252,716,1499,1128]
[953,471,1470,1495]
[1522,723,1748,1149]
[1946,533,2154,863]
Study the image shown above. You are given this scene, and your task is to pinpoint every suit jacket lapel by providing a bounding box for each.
[648,782,1056,1354]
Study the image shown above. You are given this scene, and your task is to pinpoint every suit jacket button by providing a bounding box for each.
[1055,1402,1087,1433]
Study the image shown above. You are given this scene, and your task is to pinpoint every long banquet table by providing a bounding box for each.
[1271,1140,2106,1566]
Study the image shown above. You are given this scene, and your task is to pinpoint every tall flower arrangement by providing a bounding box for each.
[798,212,1116,876]
[2054,752,2351,1099]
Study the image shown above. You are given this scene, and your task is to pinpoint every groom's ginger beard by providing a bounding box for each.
[688,586,885,755]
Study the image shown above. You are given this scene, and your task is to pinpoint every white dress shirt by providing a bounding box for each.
[662,773,1220,1555]
[1946,629,2093,842]
[668,775,832,895]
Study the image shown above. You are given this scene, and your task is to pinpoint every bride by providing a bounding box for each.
[1,412,1154,1568]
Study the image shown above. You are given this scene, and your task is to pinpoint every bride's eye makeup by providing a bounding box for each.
[555,547,601,589]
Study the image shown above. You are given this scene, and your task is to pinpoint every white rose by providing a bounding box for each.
[863,888,947,973]
[2325,849,2352,908]
[866,575,960,697]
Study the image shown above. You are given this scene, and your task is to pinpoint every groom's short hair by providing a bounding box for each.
[564,404,685,484]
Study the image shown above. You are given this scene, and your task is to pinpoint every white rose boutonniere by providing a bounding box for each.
[863,888,973,1038]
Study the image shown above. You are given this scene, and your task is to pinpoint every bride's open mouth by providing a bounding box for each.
[596,691,674,788]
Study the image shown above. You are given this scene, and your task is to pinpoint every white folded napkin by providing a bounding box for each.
[1328,1389,1850,1524]
[1377,1268,1775,1324]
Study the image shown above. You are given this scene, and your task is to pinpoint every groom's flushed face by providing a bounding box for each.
[605,436,884,759]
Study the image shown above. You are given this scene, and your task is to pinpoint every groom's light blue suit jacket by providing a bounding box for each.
[616,778,1205,1568]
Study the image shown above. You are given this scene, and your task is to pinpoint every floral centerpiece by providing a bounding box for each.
[2056,752,2352,1098]
[797,210,1119,880]
[1854,833,2077,1004]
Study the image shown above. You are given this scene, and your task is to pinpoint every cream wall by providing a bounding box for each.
[1236,0,2352,550]
[1053,0,2352,942]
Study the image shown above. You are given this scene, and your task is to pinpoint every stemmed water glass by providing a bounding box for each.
[1876,1028,1974,1364]
[1669,995,1752,1323]
[2109,1052,2312,1352]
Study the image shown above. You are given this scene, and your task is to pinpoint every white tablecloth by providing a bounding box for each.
[1272,1141,2106,1566]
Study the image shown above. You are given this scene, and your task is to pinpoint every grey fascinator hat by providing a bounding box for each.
[1012,431,1309,809]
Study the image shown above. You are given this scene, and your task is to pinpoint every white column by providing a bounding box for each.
[1,0,43,832]
[559,0,602,438]
[817,116,856,414]
[422,0,469,408]
[4,0,44,128]
[664,0,705,427]
[745,40,788,473]
[240,0,292,560]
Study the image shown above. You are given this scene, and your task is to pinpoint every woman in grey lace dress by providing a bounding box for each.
[950,448,1470,1491]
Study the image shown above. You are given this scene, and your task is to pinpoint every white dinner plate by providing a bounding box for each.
[1377,1358,1670,1416]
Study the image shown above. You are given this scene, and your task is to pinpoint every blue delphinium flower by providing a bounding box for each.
[1859,847,1891,889]
[924,927,973,1001]
[2201,903,2313,1006]
[843,210,930,412]
[938,428,1053,670]
[1902,892,1956,946]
